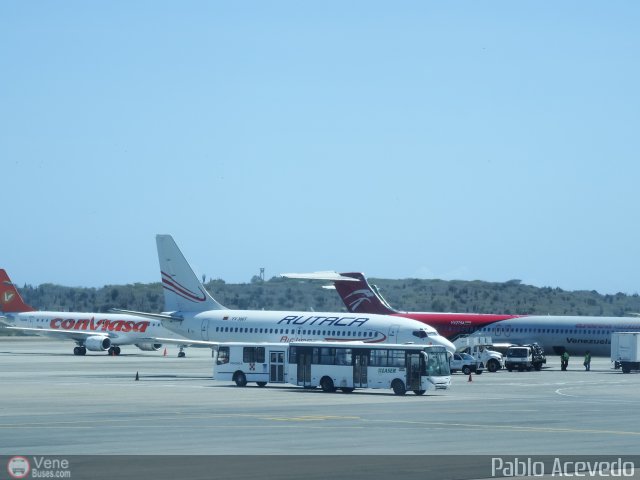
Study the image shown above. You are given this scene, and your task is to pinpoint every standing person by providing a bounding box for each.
[561,351,570,371]
[584,350,591,371]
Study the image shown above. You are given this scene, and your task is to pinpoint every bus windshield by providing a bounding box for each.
[424,349,450,376]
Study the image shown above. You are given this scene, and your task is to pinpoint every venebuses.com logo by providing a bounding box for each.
[6,456,72,479]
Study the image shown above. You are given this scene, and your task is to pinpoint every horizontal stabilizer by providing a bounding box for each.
[281,271,360,282]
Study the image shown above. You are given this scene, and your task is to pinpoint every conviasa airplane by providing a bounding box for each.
[0,269,191,356]
[281,271,640,356]
[112,235,456,354]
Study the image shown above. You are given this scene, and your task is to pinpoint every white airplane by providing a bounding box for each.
[282,271,640,356]
[0,269,191,356]
[112,235,456,355]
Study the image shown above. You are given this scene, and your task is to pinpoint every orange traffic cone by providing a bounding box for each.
[468,372,473,382]
[163,348,167,357]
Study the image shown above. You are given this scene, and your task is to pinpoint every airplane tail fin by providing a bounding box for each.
[0,269,35,313]
[281,271,400,315]
[333,273,400,315]
[156,235,227,313]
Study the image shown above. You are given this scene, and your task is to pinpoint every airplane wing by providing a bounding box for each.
[281,271,360,282]
[2,325,114,342]
[109,308,183,322]
[138,337,221,348]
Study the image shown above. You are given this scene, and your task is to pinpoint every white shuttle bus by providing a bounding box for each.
[214,342,288,387]
[214,341,451,396]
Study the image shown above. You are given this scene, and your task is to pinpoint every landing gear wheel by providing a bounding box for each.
[256,382,267,387]
[73,346,81,356]
[414,390,426,396]
[392,379,406,396]
[320,377,336,393]
[114,346,121,355]
[177,351,186,358]
[79,347,86,356]
[234,372,247,387]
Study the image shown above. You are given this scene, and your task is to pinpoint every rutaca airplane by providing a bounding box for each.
[281,271,640,356]
[0,269,191,356]
[112,235,456,354]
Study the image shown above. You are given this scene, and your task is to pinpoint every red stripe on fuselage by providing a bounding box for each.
[392,312,522,339]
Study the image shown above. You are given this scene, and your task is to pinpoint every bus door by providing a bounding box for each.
[270,350,285,383]
[201,319,209,341]
[406,352,422,391]
[388,325,400,342]
[353,350,369,388]
[296,347,313,387]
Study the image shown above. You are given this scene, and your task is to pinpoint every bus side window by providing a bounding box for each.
[389,349,404,367]
[217,347,230,365]
[335,348,352,365]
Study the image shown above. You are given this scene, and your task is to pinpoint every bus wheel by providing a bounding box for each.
[320,377,336,393]
[392,379,406,396]
[340,387,354,393]
[256,382,267,387]
[413,390,426,396]
[234,372,247,387]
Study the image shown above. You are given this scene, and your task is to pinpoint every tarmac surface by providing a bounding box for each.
[1,337,639,457]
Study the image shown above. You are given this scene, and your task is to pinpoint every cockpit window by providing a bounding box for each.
[412,330,428,339]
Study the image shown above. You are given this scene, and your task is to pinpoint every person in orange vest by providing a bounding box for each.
[583,351,591,371]
[561,351,569,371]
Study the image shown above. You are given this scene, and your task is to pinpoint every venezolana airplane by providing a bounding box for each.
[282,271,640,356]
[112,235,456,354]
[0,269,191,356]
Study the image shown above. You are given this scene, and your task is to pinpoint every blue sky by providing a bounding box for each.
[1,1,639,295]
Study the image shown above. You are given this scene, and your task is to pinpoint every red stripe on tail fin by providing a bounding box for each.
[0,269,35,313]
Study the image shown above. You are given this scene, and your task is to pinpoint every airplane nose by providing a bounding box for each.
[432,335,456,355]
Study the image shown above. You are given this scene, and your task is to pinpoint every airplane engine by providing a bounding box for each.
[135,343,163,352]
[84,336,111,351]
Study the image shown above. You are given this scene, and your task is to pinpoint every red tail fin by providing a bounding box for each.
[0,269,35,312]
[333,273,399,315]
